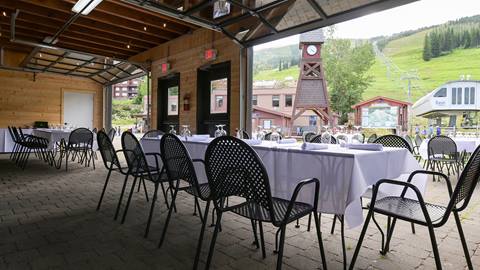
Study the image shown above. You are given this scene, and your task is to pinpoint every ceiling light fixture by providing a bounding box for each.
[143,26,147,31]
[163,23,167,28]
[72,0,103,15]
[2,11,6,17]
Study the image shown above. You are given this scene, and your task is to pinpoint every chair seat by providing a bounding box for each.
[182,183,211,198]
[373,196,446,225]
[231,197,313,225]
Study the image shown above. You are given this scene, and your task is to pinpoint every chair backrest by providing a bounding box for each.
[374,135,412,153]
[204,136,275,221]
[352,133,364,143]
[446,144,480,214]
[121,131,150,174]
[92,128,97,134]
[310,133,336,144]
[160,134,204,199]
[427,135,457,159]
[241,130,250,139]
[403,135,415,151]
[7,126,16,142]
[97,131,121,170]
[367,133,377,143]
[68,128,93,147]
[414,134,423,147]
[303,132,316,143]
[11,127,22,142]
[107,128,116,141]
[143,129,164,138]
[336,134,348,143]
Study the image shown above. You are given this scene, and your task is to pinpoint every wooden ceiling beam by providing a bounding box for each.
[0,21,147,53]
[0,1,168,45]
[19,0,181,40]
[15,12,158,48]
[61,0,193,35]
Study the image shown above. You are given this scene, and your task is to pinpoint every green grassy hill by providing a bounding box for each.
[365,30,480,102]
[253,31,480,104]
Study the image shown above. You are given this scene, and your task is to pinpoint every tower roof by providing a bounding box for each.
[300,29,325,44]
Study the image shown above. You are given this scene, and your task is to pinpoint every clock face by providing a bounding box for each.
[306,45,317,56]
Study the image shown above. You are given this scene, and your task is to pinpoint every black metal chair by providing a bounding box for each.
[96,131,131,212]
[336,134,348,143]
[64,128,95,171]
[241,130,250,139]
[107,128,116,141]
[263,132,282,141]
[427,135,462,180]
[120,131,173,237]
[142,129,165,139]
[9,127,49,169]
[349,145,480,270]
[203,136,327,270]
[303,131,316,142]
[367,133,377,143]
[352,133,364,143]
[310,133,337,144]
[374,135,412,153]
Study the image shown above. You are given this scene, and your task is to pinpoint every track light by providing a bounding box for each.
[72,0,103,15]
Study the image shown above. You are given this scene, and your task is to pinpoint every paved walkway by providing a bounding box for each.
[1,153,480,269]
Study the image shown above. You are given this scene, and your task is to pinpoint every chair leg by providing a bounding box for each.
[114,174,129,220]
[453,211,473,270]
[96,169,112,211]
[273,228,281,254]
[349,209,373,270]
[330,214,337,234]
[204,211,223,270]
[121,176,138,224]
[307,213,312,232]
[193,200,211,270]
[340,215,347,270]
[275,225,287,270]
[295,219,300,228]
[382,217,397,255]
[258,221,266,259]
[144,183,159,238]
[158,182,180,247]
[411,222,416,234]
[250,220,260,248]
[313,212,327,270]
[142,179,149,202]
[427,223,442,270]
[159,182,170,209]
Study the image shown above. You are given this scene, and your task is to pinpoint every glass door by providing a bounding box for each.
[157,73,180,133]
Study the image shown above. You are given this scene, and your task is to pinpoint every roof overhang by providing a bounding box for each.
[124,0,419,47]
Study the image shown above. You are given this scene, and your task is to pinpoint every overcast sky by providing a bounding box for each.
[254,0,480,51]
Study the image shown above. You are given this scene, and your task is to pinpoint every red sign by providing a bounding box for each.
[160,62,170,73]
[204,49,217,61]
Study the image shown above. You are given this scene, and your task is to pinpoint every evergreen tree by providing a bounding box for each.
[423,34,432,61]
[430,31,441,57]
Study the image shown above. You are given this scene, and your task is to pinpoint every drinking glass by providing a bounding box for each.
[169,125,177,135]
[214,125,223,138]
[219,125,227,136]
[180,125,191,138]
[270,126,281,142]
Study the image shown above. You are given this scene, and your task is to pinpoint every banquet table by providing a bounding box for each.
[32,129,72,150]
[141,137,426,228]
[418,137,480,159]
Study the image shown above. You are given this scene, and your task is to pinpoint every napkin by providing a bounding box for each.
[192,134,210,140]
[347,143,383,151]
[277,138,297,144]
[301,142,329,150]
[242,139,262,146]
[188,135,210,142]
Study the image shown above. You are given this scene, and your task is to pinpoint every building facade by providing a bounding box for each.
[113,79,141,99]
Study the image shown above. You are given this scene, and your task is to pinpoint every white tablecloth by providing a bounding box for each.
[419,137,480,159]
[0,128,33,153]
[141,137,425,228]
[32,129,72,150]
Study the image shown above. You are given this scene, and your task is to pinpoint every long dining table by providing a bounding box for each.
[141,136,427,228]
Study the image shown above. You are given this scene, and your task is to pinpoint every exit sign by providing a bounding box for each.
[204,49,217,61]
[160,62,170,73]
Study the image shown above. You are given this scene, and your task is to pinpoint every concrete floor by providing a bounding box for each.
[1,152,480,270]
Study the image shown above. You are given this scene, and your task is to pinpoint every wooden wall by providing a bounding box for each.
[129,28,243,134]
[0,69,103,128]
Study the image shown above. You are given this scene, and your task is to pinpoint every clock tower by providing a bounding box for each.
[291,29,331,129]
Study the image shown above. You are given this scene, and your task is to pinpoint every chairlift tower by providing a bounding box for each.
[401,70,420,133]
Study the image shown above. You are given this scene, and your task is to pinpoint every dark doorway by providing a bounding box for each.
[197,61,231,135]
[157,73,180,133]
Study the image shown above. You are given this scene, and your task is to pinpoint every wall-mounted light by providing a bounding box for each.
[72,0,103,15]
[163,23,167,28]
[2,11,6,17]
[143,26,147,31]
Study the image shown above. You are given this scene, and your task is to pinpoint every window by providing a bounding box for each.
[115,93,120,97]
[285,95,292,107]
[216,96,224,109]
[452,88,457,104]
[122,93,127,97]
[465,87,470,104]
[210,78,228,114]
[309,116,317,126]
[272,95,280,107]
[252,95,258,106]
[471,87,475,104]
[122,87,127,91]
[167,86,179,116]
[433,88,447,97]
[457,87,462,105]
[263,120,272,129]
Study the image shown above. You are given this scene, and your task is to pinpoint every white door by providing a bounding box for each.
[63,92,94,129]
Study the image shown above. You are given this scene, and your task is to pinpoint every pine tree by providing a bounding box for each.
[423,34,432,61]
[430,31,441,57]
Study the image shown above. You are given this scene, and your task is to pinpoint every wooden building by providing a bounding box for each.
[0,0,418,135]
[352,96,411,131]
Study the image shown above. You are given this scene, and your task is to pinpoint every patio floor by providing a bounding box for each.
[1,153,480,270]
